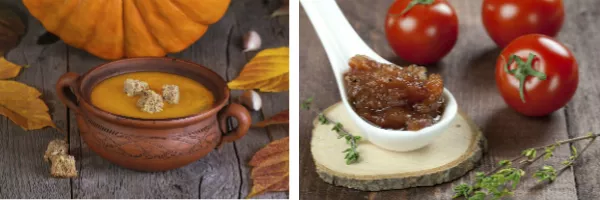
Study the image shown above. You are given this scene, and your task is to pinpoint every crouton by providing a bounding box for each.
[162,84,180,104]
[124,78,149,97]
[137,90,164,113]
[44,139,68,162]
[49,154,78,178]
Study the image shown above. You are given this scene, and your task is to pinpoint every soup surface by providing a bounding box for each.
[90,72,214,119]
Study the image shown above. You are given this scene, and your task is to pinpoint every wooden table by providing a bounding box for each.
[0,0,288,198]
[300,0,600,199]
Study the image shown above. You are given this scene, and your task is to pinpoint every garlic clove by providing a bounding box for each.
[239,90,262,111]
[243,30,262,52]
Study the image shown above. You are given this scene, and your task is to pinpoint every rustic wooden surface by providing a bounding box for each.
[0,0,289,199]
[300,0,600,199]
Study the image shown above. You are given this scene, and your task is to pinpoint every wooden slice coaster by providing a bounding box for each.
[311,102,487,191]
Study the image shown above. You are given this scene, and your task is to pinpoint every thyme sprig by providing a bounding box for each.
[301,98,361,164]
[453,133,599,200]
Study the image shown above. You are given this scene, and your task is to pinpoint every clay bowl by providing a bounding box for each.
[56,57,250,172]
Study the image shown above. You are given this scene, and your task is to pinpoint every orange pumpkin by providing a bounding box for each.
[23,0,230,60]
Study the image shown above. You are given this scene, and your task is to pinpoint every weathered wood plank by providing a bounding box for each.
[0,0,70,198]
[225,0,289,198]
[561,0,600,199]
[300,0,581,199]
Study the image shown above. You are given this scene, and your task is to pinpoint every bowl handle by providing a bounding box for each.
[217,103,251,147]
[56,72,82,113]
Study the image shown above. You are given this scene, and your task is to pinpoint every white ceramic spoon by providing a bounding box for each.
[301,0,458,152]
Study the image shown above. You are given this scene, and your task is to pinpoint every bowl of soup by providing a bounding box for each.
[56,57,251,171]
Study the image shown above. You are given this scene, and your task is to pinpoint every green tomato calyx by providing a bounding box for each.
[401,0,435,15]
[503,53,547,103]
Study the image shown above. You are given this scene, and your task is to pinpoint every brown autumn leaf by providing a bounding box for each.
[228,47,289,92]
[271,0,289,17]
[0,80,55,130]
[0,7,26,79]
[253,109,289,127]
[247,137,289,198]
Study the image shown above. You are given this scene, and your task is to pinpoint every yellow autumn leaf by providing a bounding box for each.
[0,57,22,79]
[228,47,289,92]
[0,80,55,130]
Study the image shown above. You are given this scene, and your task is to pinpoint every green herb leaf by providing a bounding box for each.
[562,145,579,167]
[452,184,473,198]
[534,165,557,182]
[468,191,486,200]
[317,114,329,124]
[522,148,537,161]
[498,160,512,167]
[345,150,359,165]
[544,145,557,160]
[332,122,343,133]
[571,145,578,158]
[301,97,313,110]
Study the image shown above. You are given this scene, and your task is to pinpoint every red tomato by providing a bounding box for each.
[482,0,564,48]
[385,0,458,65]
[495,34,578,116]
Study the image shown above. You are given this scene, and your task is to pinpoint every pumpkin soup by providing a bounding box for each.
[90,72,214,119]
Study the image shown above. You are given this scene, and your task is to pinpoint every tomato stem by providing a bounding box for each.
[503,53,547,103]
[401,0,435,15]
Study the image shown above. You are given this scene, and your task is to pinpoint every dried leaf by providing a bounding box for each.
[0,7,25,79]
[249,137,288,166]
[254,109,289,127]
[0,57,21,79]
[247,137,289,198]
[271,0,289,17]
[0,7,25,54]
[228,47,289,92]
[271,6,289,17]
[0,80,55,130]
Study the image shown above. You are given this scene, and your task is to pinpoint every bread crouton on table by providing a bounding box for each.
[44,139,68,162]
[49,154,78,178]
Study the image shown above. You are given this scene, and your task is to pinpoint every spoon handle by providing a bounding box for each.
[301,0,387,76]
